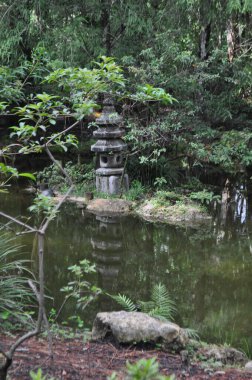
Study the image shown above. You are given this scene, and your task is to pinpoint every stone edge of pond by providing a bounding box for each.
[54,195,211,227]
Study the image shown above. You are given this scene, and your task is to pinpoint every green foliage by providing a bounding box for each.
[0,231,34,326]
[61,259,101,312]
[110,293,138,312]
[154,177,167,189]
[155,191,184,205]
[0,66,25,103]
[0,162,36,191]
[143,283,176,321]
[68,315,85,329]
[189,190,221,205]
[210,131,252,172]
[30,368,55,380]
[12,93,69,136]
[126,358,174,380]
[0,47,53,105]
[0,101,7,113]
[10,93,77,155]
[131,84,176,105]
[37,161,95,194]
[125,180,148,201]
[28,194,56,217]
[110,283,176,322]
[108,357,175,380]
[45,56,125,117]
[183,328,200,341]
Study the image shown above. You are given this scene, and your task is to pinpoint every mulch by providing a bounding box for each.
[1,333,252,380]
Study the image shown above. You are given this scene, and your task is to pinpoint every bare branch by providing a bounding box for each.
[28,280,40,302]
[28,280,53,357]
[54,294,72,322]
[7,329,40,358]
[45,145,73,186]
[46,120,79,146]
[44,120,80,186]
[16,230,36,236]
[0,212,37,233]
[40,184,74,234]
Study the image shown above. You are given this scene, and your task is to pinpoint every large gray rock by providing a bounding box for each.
[92,311,187,351]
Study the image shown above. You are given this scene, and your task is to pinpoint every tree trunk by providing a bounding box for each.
[0,369,7,380]
[0,356,12,380]
[199,23,211,60]
[100,0,112,55]
[226,19,235,62]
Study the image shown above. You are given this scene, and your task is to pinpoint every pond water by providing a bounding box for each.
[1,190,252,353]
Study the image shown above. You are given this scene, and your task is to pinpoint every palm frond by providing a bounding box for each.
[109,293,137,312]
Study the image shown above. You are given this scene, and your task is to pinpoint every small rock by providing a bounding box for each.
[76,202,85,209]
[204,368,213,374]
[180,350,190,366]
[41,188,54,197]
[214,371,226,376]
[22,186,37,194]
[204,346,246,365]
[245,361,252,371]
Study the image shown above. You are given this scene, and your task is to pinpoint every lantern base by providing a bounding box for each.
[96,174,129,195]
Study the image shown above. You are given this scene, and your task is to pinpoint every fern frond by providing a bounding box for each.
[139,300,155,313]
[150,283,176,321]
[109,293,137,312]
[108,283,176,322]
[147,307,169,321]
[183,328,199,340]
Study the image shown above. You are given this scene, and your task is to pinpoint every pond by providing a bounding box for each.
[1,190,252,353]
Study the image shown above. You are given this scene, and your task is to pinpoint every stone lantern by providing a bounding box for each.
[91,96,129,195]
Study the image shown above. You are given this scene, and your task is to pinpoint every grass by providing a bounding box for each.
[0,228,35,327]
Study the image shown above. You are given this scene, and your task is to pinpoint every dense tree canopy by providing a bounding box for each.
[0,0,251,186]
[0,0,251,65]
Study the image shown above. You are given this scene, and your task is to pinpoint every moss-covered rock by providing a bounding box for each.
[135,198,211,226]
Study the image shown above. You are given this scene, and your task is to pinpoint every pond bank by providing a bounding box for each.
[54,194,211,227]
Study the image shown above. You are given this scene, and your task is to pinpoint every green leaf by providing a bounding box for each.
[19,172,36,181]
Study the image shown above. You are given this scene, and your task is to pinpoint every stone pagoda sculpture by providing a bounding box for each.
[91,96,129,194]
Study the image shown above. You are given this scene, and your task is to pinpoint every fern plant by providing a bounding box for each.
[109,283,176,322]
[111,293,138,312]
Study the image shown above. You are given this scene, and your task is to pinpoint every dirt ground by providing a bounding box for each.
[1,334,252,380]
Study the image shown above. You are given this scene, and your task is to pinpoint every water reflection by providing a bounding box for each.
[91,215,122,310]
[0,190,252,352]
